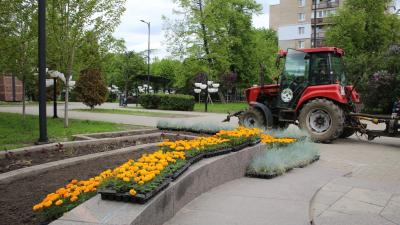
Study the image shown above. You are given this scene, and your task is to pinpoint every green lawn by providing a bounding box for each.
[0,112,142,151]
[193,102,248,113]
[72,108,194,118]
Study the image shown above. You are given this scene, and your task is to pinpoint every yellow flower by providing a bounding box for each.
[70,196,78,202]
[129,189,137,196]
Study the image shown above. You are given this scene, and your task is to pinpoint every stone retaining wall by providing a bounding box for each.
[50,144,265,225]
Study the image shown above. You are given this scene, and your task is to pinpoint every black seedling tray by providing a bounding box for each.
[187,153,204,165]
[231,142,249,152]
[245,171,281,179]
[99,178,171,204]
[203,148,232,158]
[249,138,261,146]
[169,162,191,180]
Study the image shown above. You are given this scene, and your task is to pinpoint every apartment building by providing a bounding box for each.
[270,0,344,49]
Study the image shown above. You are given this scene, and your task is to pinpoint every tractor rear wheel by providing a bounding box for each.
[299,98,345,143]
[239,107,265,129]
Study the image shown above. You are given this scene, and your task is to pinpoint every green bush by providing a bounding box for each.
[157,119,236,134]
[247,140,319,176]
[139,94,195,111]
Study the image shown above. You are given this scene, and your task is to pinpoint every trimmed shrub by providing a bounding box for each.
[75,68,107,109]
[157,119,236,134]
[247,140,319,177]
[139,94,195,111]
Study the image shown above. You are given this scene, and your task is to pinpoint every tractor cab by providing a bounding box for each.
[277,48,347,109]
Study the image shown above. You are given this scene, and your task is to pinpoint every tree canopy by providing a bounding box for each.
[325,0,400,113]
[163,0,279,90]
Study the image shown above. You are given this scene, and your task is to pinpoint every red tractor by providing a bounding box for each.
[224,47,399,142]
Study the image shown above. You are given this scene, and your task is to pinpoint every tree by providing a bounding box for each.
[75,68,108,109]
[164,0,278,98]
[0,0,37,117]
[325,0,400,82]
[151,58,183,89]
[325,0,400,113]
[47,0,126,127]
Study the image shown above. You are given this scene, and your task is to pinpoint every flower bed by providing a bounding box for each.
[32,127,311,223]
[246,139,320,179]
[32,127,262,222]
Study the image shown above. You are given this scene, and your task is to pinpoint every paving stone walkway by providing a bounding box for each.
[166,136,400,225]
[311,137,400,225]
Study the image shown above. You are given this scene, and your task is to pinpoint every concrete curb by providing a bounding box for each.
[0,131,163,159]
[50,144,265,225]
[72,128,158,140]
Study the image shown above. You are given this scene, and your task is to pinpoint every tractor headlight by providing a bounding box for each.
[281,88,293,103]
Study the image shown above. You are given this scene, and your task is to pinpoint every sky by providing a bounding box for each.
[113,0,280,59]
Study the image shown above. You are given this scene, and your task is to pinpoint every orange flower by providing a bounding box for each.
[33,204,43,211]
[55,200,63,206]
[70,196,78,202]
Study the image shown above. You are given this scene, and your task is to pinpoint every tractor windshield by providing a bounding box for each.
[282,49,309,85]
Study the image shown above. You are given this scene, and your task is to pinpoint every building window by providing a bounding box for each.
[298,40,305,49]
[298,13,305,21]
[298,27,305,35]
[298,0,305,7]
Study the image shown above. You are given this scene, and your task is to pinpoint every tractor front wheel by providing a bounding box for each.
[299,98,345,143]
[239,107,265,129]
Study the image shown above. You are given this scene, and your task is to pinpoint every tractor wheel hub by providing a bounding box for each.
[308,109,332,133]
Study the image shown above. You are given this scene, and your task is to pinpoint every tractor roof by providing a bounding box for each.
[278,47,345,57]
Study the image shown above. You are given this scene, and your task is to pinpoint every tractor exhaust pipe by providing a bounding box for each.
[259,63,265,87]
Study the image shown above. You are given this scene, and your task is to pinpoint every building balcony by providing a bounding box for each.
[312,0,340,9]
[311,39,325,48]
[311,31,326,38]
[311,17,333,25]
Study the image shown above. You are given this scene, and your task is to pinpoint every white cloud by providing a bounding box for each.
[113,0,280,58]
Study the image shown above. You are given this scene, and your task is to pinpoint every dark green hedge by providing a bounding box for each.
[138,94,195,111]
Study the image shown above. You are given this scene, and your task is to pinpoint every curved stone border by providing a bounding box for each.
[0,129,161,159]
[0,133,195,185]
[50,144,265,225]
[73,128,158,140]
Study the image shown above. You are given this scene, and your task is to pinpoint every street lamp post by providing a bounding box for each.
[37,0,48,144]
[140,20,151,93]
[194,79,219,113]
[48,70,61,118]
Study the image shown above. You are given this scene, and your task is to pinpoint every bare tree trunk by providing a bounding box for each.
[64,79,69,128]
[64,46,75,128]
[22,77,26,118]
[218,90,226,104]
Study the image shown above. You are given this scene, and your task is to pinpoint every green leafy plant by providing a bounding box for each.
[139,94,195,111]
[157,119,236,134]
[247,140,319,177]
